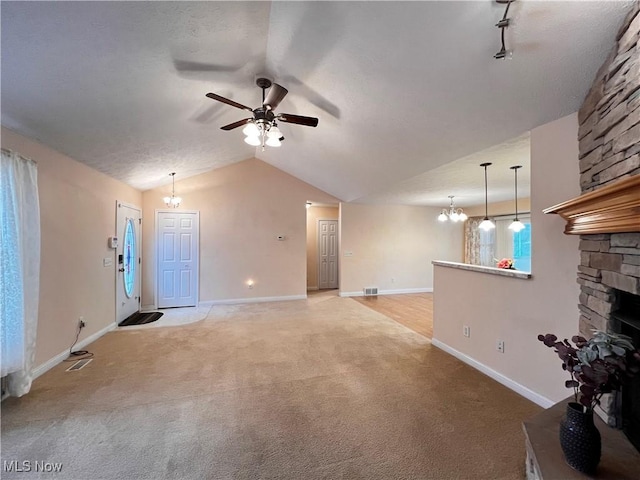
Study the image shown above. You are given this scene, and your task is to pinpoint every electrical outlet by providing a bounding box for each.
[463,325,471,338]
[496,340,505,353]
[79,317,86,329]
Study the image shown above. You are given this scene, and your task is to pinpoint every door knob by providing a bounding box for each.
[119,267,125,272]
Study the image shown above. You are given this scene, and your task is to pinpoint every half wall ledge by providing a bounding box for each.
[432,261,532,280]
[543,175,640,235]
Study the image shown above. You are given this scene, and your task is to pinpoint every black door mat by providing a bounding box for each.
[119,311,163,327]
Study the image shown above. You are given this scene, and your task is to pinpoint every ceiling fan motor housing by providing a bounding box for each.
[255,77,273,89]
[253,108,276,131]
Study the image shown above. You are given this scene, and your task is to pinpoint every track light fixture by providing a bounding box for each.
[494,0,515,60]
[479,163,495,231]
[438,196,468,223]
[508,165,525,232]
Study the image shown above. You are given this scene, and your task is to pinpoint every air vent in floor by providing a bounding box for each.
[66,359,93,371]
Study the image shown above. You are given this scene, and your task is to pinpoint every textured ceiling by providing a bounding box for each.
[356,134,531,208]
[1,1,634,204]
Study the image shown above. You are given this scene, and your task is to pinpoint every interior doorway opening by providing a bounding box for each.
[305,203,340,292]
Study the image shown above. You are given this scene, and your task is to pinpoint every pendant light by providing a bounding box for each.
[508,165,525,232]
[438,196,468,222]
[479,163,495,231]
[163,172,182,208]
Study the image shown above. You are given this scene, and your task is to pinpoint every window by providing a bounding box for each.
[470,214,531,271]
[123,218,136,298]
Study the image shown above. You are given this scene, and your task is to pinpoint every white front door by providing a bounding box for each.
[318,220,339,289]
[116,202,142,324]
[157,211,199,308]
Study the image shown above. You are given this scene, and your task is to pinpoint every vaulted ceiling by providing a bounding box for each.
[1,1,633,206]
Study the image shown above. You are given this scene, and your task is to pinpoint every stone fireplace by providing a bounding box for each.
[577,233,639,340]
[544,0,640,453]
[559,0,640,451]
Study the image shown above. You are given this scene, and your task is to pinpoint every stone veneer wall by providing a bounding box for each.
[577,1,640,339]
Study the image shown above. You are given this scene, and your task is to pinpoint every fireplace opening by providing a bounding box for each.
[610,290,640,453]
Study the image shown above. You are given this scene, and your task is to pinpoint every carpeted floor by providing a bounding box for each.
[1,295,540,479]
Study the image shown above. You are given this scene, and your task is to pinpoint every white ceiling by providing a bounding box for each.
[1,1,633,206]
[356,133,531,207]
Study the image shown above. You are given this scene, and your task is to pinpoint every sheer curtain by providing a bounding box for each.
[1,149,40,397]
[464,217,483,264]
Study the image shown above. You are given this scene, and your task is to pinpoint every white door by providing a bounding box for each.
[157,211,199,308]
[116,203,142,324]
[318,220,339,289]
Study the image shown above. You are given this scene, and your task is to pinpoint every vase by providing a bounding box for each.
[559,402,601,474]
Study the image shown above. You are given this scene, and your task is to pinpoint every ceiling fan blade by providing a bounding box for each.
[263,83,288,110]
[174,59,241,73]
[277,113,319,127]
[205,93,253,112]
[220,118,253,131]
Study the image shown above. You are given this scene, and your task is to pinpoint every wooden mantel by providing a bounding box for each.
[543,175,640,235]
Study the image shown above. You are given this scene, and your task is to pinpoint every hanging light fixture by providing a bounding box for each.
[163,172,182,208]
[508,165,525,232]
[438,196,468,223]
[479,163,495,231]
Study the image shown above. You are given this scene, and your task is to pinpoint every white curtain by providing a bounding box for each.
[464,217,482,264]
[1,149,40,397]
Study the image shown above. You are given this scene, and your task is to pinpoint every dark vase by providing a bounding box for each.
[559,402,601,474]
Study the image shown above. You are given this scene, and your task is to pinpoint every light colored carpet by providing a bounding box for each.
[1,295,540,479]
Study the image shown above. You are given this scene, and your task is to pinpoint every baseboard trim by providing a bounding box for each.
[32,323,116,379]
[431,338,554,409]
[306,286,319,291]
[202,295,307,306]
[340,287,433,298]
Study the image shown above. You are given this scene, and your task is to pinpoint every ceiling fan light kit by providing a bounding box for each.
[494,0,515,60]
[206,77,318,151]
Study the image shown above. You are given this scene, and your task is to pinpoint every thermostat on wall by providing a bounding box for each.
[108,236,118,249]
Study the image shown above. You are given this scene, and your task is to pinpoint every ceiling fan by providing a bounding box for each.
[205,77,319,149]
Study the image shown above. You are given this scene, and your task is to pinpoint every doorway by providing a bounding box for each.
[156,211,200,308]
[318,219,339,289]
[116,202,142,324]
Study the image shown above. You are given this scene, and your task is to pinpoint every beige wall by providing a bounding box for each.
[141,159,338,305]
[1,127,142,367]
[432,113,581,405]
[464,197,531,218]
[340,204,464,295]
[306,206,339,289]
